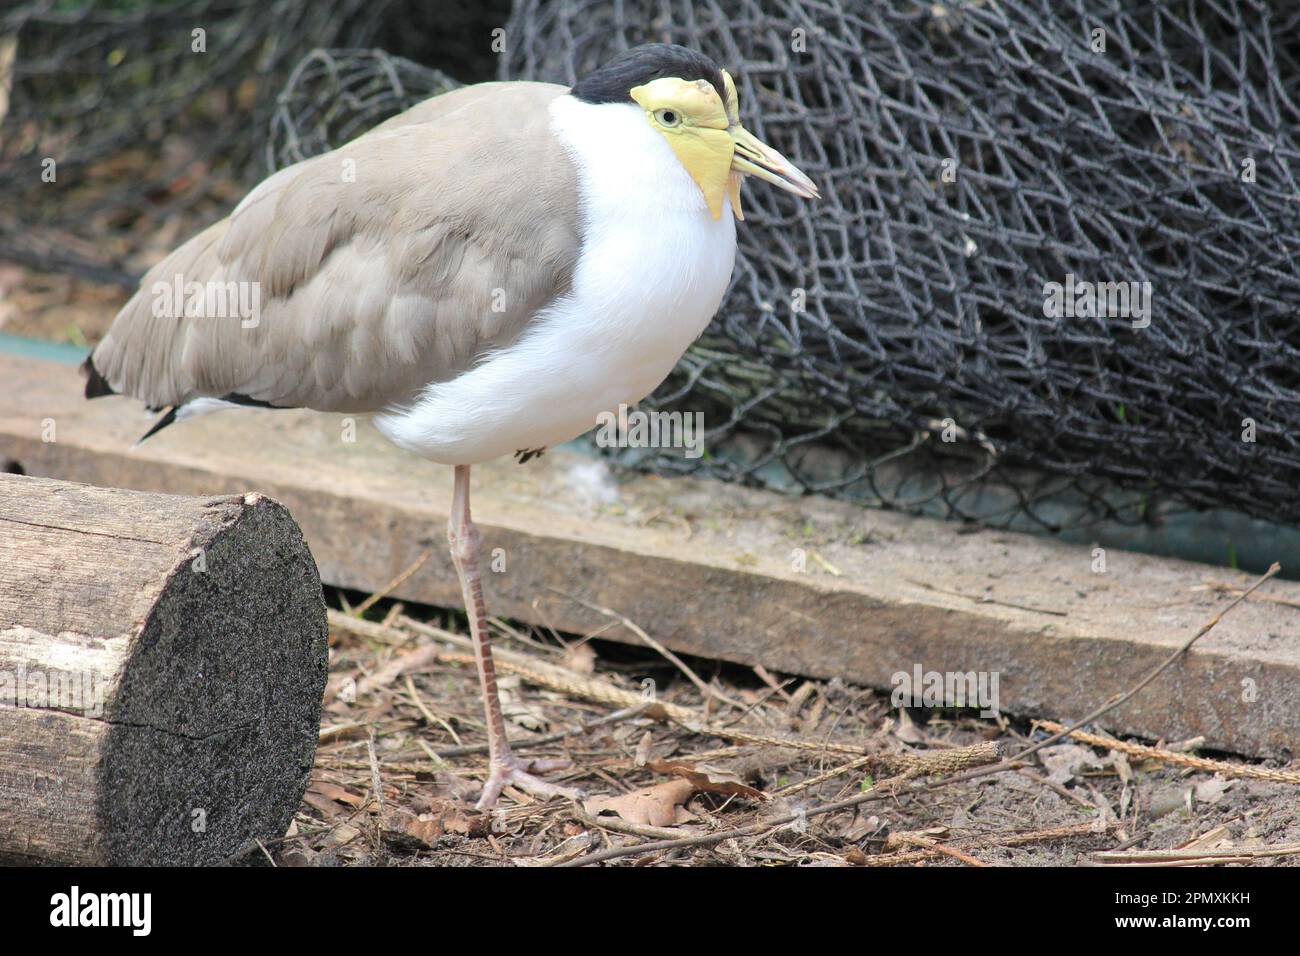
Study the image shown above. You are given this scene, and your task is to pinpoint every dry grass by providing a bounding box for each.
[264,588,1300,868]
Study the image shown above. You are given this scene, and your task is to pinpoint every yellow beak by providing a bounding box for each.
[629,73,818,221]
[730,126,819,199]
[725,125,819,220]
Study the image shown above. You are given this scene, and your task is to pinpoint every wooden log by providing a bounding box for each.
[0,474,328,865]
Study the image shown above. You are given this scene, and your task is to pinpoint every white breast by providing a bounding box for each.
[375,95,737,465]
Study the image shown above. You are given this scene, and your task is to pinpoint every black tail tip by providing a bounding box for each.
[82,354,116,399]
[137,406,178,444]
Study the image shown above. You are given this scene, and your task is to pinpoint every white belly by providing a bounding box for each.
[375,95,738,465]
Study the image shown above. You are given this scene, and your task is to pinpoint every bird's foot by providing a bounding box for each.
[476,754,582,811]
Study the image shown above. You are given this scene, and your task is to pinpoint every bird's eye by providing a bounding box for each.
[654,108,681,127]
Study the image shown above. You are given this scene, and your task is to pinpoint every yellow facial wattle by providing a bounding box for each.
[629,71,821,221]
[630,77,735,219]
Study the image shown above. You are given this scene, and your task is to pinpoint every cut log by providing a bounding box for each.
[0,474,328,865]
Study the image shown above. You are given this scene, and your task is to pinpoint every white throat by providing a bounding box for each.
[549,97,715,215]
[375,94,737,466]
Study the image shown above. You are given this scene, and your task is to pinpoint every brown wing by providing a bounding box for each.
[88,81,581,414]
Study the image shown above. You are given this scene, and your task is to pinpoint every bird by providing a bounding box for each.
[82,43,819,810]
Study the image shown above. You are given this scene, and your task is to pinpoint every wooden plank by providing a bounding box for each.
[2,352,1298,757]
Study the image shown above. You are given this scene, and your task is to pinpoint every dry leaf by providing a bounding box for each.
[1193,776,1233,805]
[633,731,654,767]
[1110,750,1133,785]
[841,813,883,842]
[318,823,362,851]
[585,779,697,827]
[443,809,485,835]
[301,791,343,820]
[561,642,597,675]
[893,709,926,745]
[381,803,488,850]
[308,780,367,808]
[379,810,441,851]
[646,760,765,800]
[498,675,548,732]
[1039,743,1104,785]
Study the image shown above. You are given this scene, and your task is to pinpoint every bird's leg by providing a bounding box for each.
[447,464,582,810]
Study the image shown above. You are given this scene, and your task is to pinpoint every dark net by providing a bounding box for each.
[0,0,503,283]
[499,0,1300,532]
[8,0,1300,537]
[0,0,386,285]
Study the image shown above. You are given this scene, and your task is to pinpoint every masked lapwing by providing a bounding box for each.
[83,43,819,809]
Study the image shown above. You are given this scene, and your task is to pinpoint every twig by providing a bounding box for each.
[904,578,1067,616]
[1095,843,1300,865]
[809,549,842,576]
[549,589,746,710]
[890,833,989,867]
[1016,768,1099,809]
[433,703,651,758]
[415,737,448,769]
[404,673,461,745]
[255,838,277,867]
[366,729,384,815]
[775,754,874,797]
[352,549,432,617]
[1006,562,1280,765]
[1035,719,1300,785]
[931,843,989,866]
[555,811,782,865]
[777,740,1003,796]
[574,810,693,842]
[1193,579,1300,611]
[859,821,1109,866]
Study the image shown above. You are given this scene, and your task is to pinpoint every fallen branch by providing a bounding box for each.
[1095,843,1300,866]
[352,549,431,617]
[1005,562,1280,766]
[1035,720,1300,785]
[860,821,1111,866]
[549,589,746,711]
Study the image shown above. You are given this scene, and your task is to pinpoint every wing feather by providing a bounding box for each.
[90,81,581,413]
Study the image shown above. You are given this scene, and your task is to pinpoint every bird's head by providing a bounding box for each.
[571,43,819,220]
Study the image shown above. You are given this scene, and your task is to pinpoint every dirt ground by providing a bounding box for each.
[259,587,1300,868]
[0,263,126,346]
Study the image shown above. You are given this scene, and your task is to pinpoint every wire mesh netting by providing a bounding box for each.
[499,0,1300,532]
[0,0,383,285]
[0,0,502,282]
[268,49,458,169]
[6,0,1300,539]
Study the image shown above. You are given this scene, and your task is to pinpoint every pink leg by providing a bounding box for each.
[447,464,582,810]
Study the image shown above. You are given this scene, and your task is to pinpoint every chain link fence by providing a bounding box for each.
[500,0,1300,535]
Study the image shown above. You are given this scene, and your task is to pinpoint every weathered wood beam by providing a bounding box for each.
[0,473,327,865]
[2,353,1298,758]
